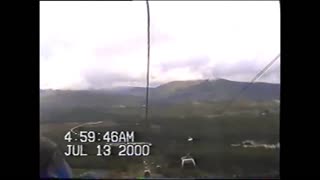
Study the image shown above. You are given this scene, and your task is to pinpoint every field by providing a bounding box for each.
[40,101,280,178]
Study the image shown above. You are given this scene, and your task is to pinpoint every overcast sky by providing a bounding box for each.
[40,1,280,90]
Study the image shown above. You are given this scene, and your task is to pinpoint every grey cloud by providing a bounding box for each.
[40,39,72,60]
[83,71,146,89]
[82,58,280,89]
[95,32,172,58]
[258,64,280,83]
[159,57,210,72]
[40,47,51,60]
[81,58,211,89]
[213,60,258,77]
[202,59,280,82]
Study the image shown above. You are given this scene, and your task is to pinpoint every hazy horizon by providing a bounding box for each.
[39,77,281,91]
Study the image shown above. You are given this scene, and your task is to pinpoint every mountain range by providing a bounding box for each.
[40,78,280,108]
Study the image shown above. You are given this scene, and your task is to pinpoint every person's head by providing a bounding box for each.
[40,136,72,178]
